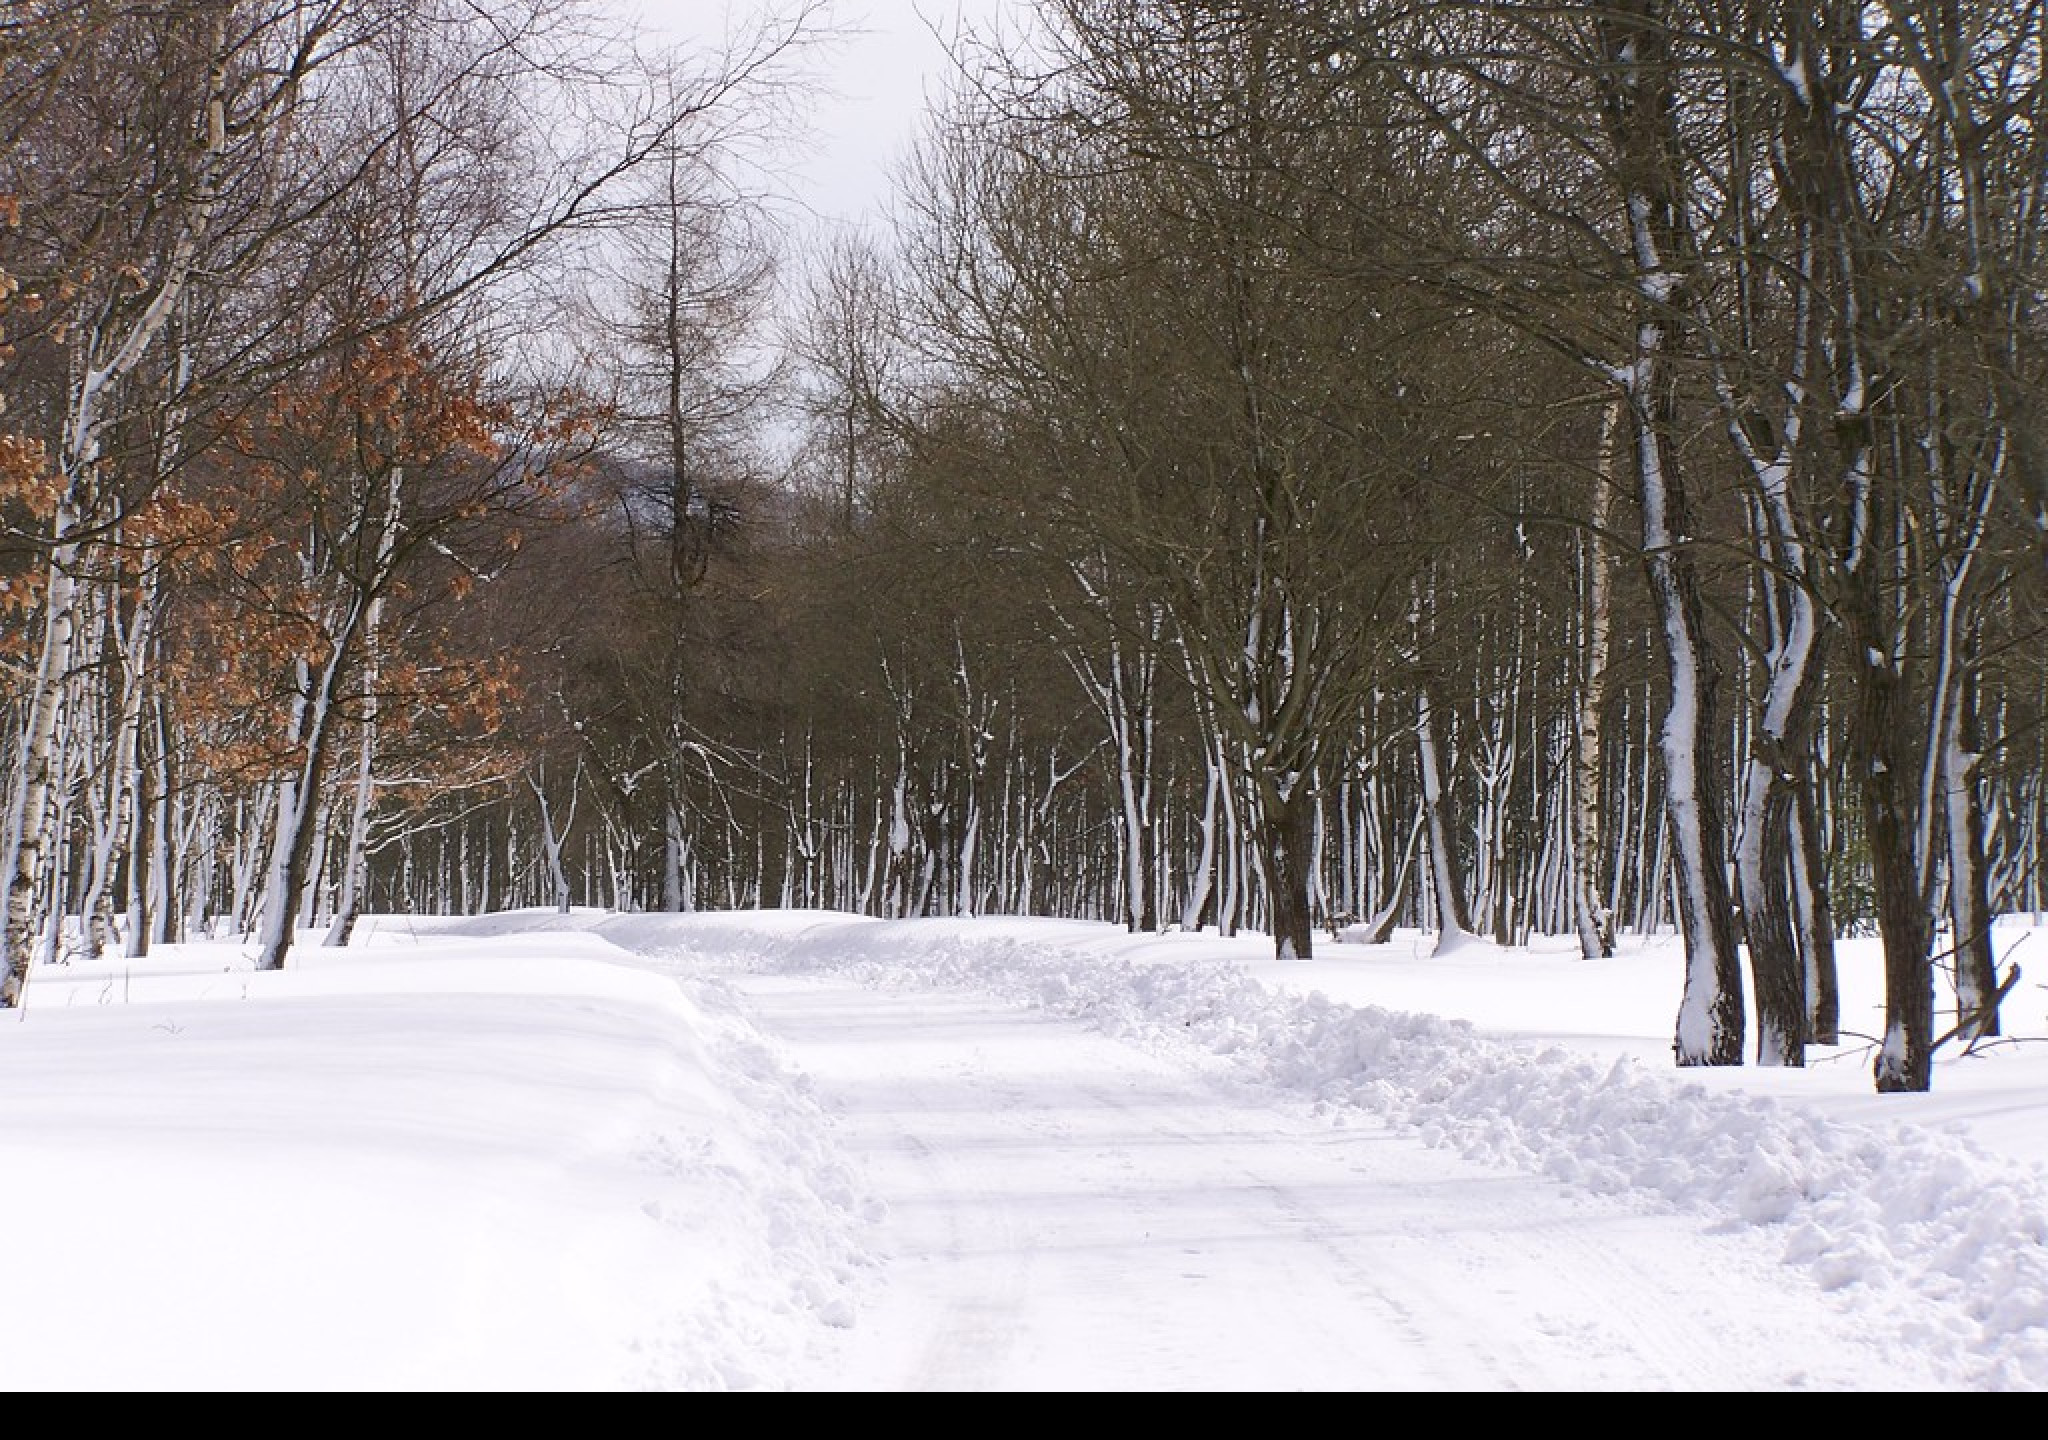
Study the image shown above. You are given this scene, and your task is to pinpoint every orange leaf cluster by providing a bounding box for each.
[250,328,515,511]
[0,568,48,632]
[0,433,56,513]
[133,483,237,561]
[153,589,316,779]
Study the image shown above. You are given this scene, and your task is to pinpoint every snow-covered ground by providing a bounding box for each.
[2,907,2042,1389]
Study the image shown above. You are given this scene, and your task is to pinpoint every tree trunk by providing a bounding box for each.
[1365,809,1423,945]
[3,520,84,1007]
[1595,0,1745,1066]
[1943,648,1999,1042]
[257,577,378,969]
[325,490,399,947]
[1792,780,1841,1045]
[662,804,690,912]
[1574,400,1621,960]
[1634,403,1746,1068]
[1730,554,1823,1068]
[1845,484,1934,1092]
[1416,679,1471,954]
[1858,660,1935,1093]
[4,10,236,1002]
[1261,776,1318,960]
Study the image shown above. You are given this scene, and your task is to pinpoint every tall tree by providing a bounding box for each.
[571,112,783,912]
[905,0,1499,958]
[1,1,352,1005]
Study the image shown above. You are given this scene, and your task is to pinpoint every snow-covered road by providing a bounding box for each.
[727,969,1948,1391]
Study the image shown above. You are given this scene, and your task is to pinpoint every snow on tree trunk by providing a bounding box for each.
[529,766,579,917]
[2,12,246,1002]
[1595,0,1745,1066]
[255,658,324,968]
[3,538,82,1005]
[323,708,377,950]
[86,579,153,963]
[325,476,400,948]
[1415,676,1470,956]
[256,571,379,970]
[1942,648,1999,1043]
[1181,757,1223,932]
[1632,393,1746,1068]
[1728,447,1822,1067]
[663,804,690,913]
[1364,808,1422,946]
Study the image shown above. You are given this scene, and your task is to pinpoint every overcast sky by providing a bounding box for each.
[626,0,1024,231]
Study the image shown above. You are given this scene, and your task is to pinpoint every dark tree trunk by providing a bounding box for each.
[1740,766,1809,1067]
[1848,603,1934,1093]
[1595,0,1745,1067]
[1264,781,1318,960]
[1946,648,2000,1042]
[1793,780,1841,1045]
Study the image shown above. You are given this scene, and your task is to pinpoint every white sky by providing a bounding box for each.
[4,907,2044,1389]
[626,0,1024,231]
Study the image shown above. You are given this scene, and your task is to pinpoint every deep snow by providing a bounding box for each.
[2,907,2042,1389]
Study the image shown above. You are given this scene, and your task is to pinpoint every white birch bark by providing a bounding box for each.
[1574,401,1620,959]
[529,763,579,916]
[4,489,88,1003]
[324,467,404,947]
[1416,680,1470,956]
[2,19,243,1002]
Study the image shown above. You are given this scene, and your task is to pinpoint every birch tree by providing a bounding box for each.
[1572,400,1624,960]
[1,1,351,1006]
[222,0,820,969]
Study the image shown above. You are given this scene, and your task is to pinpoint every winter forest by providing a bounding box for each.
[1,1,2044,1098]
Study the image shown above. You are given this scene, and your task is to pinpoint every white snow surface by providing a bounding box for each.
[2,907,2044,1391]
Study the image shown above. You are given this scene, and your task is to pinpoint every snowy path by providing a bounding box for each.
[726,972,1947,1392]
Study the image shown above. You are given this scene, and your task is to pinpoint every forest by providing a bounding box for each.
[1,0,2043,1095]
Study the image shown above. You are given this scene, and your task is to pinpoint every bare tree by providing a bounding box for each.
[2,1,354,1004]
[899,0,1511,958]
